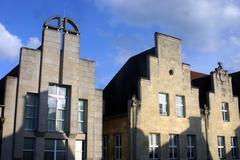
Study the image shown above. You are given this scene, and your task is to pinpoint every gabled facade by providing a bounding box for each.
[0,16,102,160]
[103,33,240,160]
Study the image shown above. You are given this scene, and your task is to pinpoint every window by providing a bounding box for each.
[103,136,108,160]
[44,139,66,160]
[149,133,160,159]
[159,93,169,116]
[78,100,87,133]
[176,96,185,117]
[222,102,230,122]
[48,85,68,132]
[217,136,226,159]
[115,134,121,160]
[169,134,179,160]
[231,137,238,159]
[23,138,35,160]
[187,135,196,160]
[24,93,38,131]
[75,140,85,160]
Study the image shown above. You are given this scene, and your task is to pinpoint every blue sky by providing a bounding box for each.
[0,0,240,89]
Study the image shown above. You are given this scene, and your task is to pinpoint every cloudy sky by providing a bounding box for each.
[0,0,240,88]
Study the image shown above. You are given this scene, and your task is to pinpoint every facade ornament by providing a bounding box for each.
[131,94,140,108]
[215,62,228,83]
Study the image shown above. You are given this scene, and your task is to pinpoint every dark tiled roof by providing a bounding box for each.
[191,71,211,109]
[103,47,155,117]
[230,71,240,96]
[190,71,208,80]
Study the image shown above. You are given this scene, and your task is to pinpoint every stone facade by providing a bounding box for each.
[0,16,102,160]
[103,33,240,160]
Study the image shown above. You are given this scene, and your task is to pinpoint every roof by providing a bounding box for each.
[191,71,211,108]
[190,71,208,80]
[103,47,155,117]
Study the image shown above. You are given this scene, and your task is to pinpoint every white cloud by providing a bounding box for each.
[0,23,22,59]
[26,37,41,49]
[0,23,40,60]
[95,0,240,53]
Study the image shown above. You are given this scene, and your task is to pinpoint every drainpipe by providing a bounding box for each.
[129,95,140,160]
[203,105,210,160]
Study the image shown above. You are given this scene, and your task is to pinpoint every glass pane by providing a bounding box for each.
[48,97,57,108]
[58,87,66,96]
[44,152,54,160]
[57,110,66,120]
[57,140,66,150]
[45,140,54,150]
[149,147,153,158]
[56,152,66,160]
[79,111,84,121]
[154,148,159,158]
[48,108,56,119]
[23,151,34,160]
[24,138,34,149]
[56,121,64,131]
[26,94,37,106]
[78,122,84,132]
[58,99,66,109]
[78,100,84,110]
[47,120,55,131]
[48,85,57,95]
[26,107,35,117]
[25,119,34,130]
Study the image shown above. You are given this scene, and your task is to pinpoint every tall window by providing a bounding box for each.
[176,96,185,117]
[231,137,238,159]
[159,93,168,116]
[78,100,87,133]
[169,134,179,160]
[103,136,108,160]
[44,139,66,160]
[23,138,35,160]
[24,93,38,131]
[222,102,230,122]
[115,134,121,160]
[149,133,160,159]
[187,135,196,160]
[75,140,85,160]
[217,136,226,159]
[48,85,68,132]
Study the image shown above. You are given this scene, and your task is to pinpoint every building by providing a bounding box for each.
[0,16,102,160]
[103,33,240,160]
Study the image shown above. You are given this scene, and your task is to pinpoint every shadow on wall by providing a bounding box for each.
[0,90,75,160]
[133,116,216,160]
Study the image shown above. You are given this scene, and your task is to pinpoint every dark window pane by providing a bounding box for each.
[56,152,66,160]
[44,152,54,160]
[57,140,66,150]
[45,140,54,150]
[23,151,34,160]
[24,138,34,149]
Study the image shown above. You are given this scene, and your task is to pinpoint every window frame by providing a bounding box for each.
[176,95,186,118]
[78,99,87,133]
[159,93,169,116]
[217,136,226,159]
[169,134,179,160]
[44,139,67,160]
[24,93,38,131]
[231,136,238,159]
[115,134,122,160]
[47,84,68,132]
[222,102,230,122]
[149,133,160,160]
[23,137,35,160]
[103,135,108,160]
[187,135,196,160]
